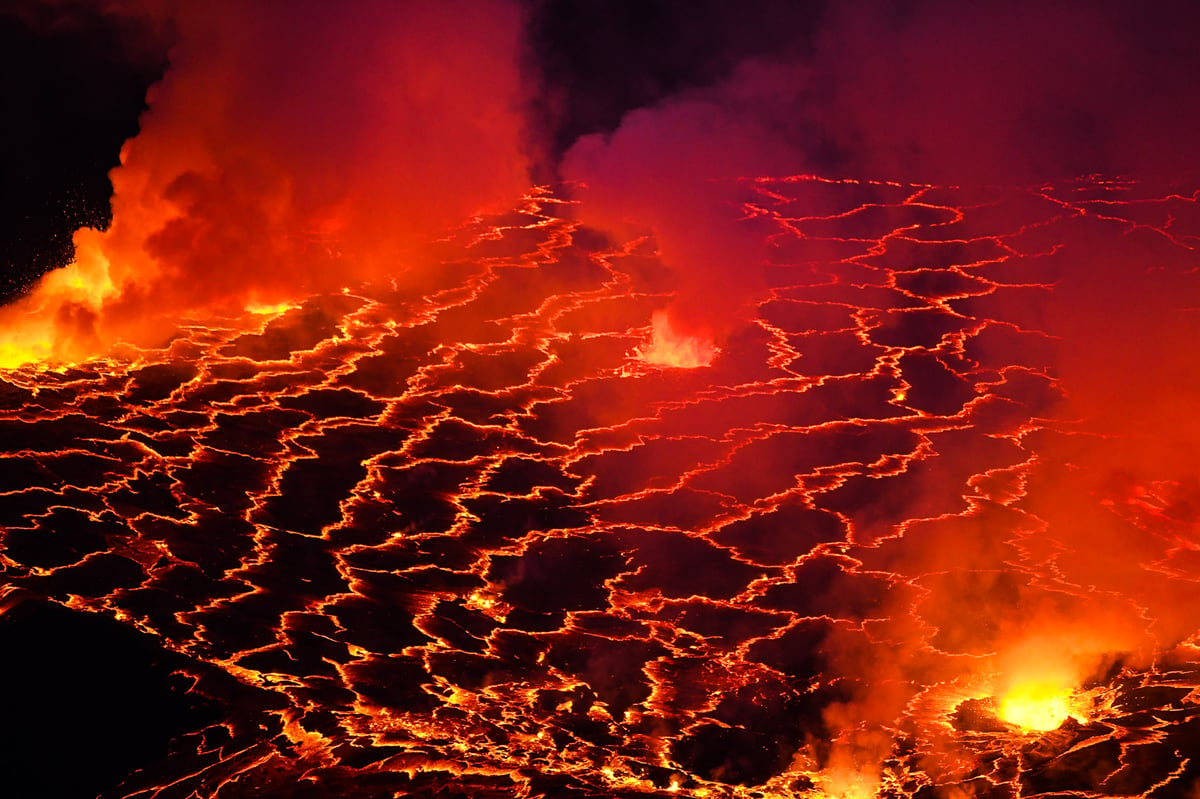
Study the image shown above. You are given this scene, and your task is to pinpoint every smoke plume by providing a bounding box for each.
[554,0,1200,779]
[561,0,1200,359]
[1,0,531,364]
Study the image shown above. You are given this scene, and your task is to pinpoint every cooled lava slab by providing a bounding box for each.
[2,178,1200,798]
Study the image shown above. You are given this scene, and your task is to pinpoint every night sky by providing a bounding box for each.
[0,3,164,299]
[4,0,1200,312]
[0,0,827,303]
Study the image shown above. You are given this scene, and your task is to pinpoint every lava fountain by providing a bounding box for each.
[636,310,718,368]
[997,681,1085,732]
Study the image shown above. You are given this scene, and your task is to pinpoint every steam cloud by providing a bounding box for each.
[556,0,1200,778]
[562,0,1200,347]
[1,0,532,361]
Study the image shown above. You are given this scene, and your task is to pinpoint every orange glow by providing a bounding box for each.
[0,319,53,370]
[0,229,121,368]
[998,680,1082,731]
[636,309,718,368]
[989,628,1128,733]
[820,767,880,799]
[244,300,300,316]
[5,171,1200,795]
[0,1,531,370]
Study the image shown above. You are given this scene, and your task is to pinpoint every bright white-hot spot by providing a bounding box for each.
[636,309,717,368]
[998,681,1085,731]
[245,301,299,316]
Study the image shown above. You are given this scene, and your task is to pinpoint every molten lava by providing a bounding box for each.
[6,0,1200,795]
[3,175,1200,797]
[998,681,1082,731]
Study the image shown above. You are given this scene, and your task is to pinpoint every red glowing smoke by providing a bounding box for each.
[561,0,1200,363]
[561,60,809,357]
[1,0,532,364]
[554,0,1200,778]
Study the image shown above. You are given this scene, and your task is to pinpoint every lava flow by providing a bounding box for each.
[3,173,1200,798]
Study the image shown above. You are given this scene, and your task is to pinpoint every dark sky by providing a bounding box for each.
[0,2,166,299]
[3,0,1200,305]
[525,0,824,170]
[0,0,825,302]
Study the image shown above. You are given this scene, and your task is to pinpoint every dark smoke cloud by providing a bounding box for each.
[562,66,808,341]
[810,0,1200,184]
[0,0,170,34]
[525,0,824,172]
[560,0,1200,342]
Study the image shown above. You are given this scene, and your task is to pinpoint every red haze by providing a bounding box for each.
[556,0,1200,777]
[561,0,1200,360]
[1,0,531,364]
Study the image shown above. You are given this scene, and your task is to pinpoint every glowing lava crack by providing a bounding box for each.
[3,177,1200,798]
